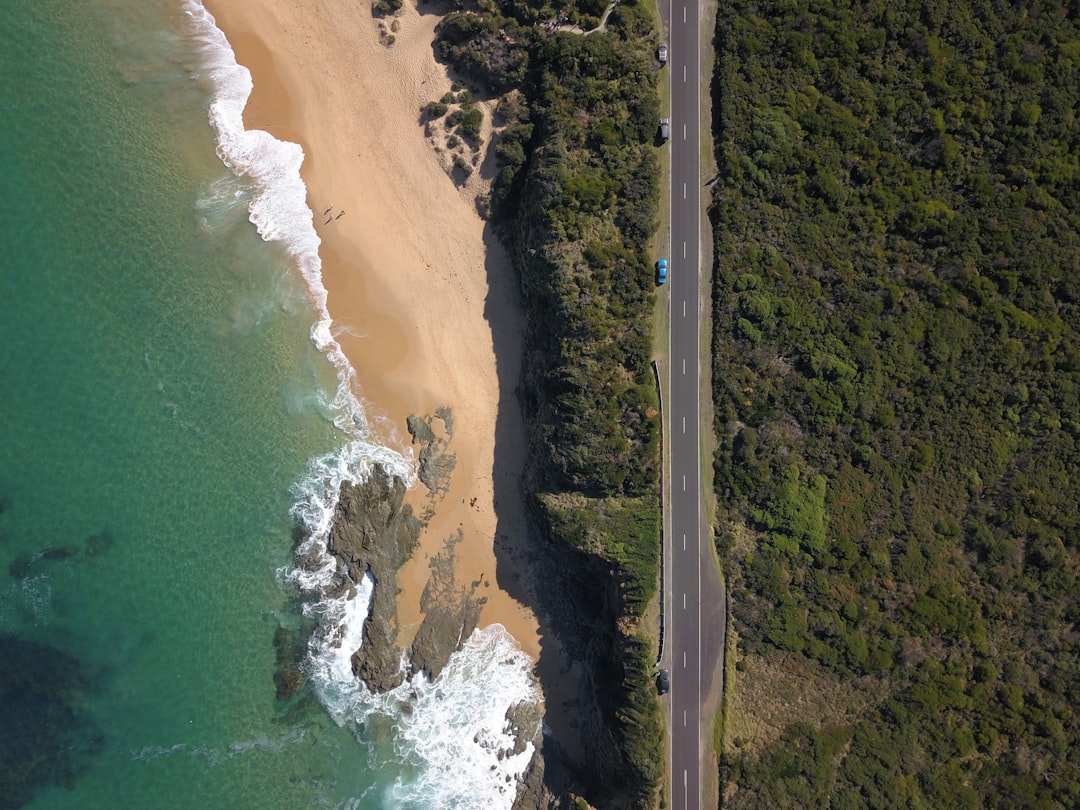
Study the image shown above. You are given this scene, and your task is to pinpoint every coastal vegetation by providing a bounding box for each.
[709,0,1080,806]
[435,0,666,805]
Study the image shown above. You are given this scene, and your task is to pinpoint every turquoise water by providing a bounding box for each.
[0,2,540,807]
[0,1,376,806]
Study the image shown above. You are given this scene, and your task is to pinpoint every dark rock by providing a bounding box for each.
[10,541,93,578]
[0,634,102,808]
[274,667,306,701]
[351,609,406,693]
[407,531,486,681]
[41,545,80,562]
[511,738,561,810]
[325,465,421,694]
[407,410,457,497]
[434,405,454,437]
[272,626,307,701]
[405,414,436,445]
[313,447,559,810]
[418,448,457,497]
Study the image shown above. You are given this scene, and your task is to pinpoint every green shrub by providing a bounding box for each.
[452,155,472,177]
[458,105,483,142]
[372,0,402,15]
[713,0,1080,805]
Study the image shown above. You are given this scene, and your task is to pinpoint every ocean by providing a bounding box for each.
[0,1,538,808]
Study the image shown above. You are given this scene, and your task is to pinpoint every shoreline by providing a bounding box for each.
[198,0,541,658]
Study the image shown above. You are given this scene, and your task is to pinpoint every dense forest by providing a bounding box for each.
[710,0,1079,807]
[435,0,666,806]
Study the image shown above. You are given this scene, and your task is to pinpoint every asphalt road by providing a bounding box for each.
[662,2,724,808]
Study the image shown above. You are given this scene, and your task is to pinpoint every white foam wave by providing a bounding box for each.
[130,727,307,766]
[21,573,53,625]
[183,0,368,440]
[0,574,53,628]
[182,4,543,806]
[382,626,540,809]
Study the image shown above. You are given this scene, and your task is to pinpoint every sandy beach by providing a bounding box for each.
[201,0,541,657]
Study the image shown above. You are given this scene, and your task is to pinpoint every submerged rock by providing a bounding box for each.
[83,530,114,557]
[8,552,33,579]
[7,531,114,579]
[272,626,307,701]
[0,634,102,808]
[41,545,80,562]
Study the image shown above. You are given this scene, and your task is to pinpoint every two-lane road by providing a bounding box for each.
[663,1,725,808]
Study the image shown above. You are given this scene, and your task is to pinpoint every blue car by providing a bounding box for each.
[656,258,668,284]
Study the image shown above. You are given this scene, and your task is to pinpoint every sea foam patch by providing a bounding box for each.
[381,626,540,809]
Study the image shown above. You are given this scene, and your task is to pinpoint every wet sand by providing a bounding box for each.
[200,0,540,657]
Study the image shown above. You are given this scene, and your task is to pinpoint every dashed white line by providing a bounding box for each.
[682,415,686,434]
[682,533,686,551]
[681,357,686,375]
[682,651,687,668]
[683,710,687,727]
[682,475,686,492]
[682,299,686,317]
[683,123,687,140]
[682,241,686,259]
[683,182,687,200]
[682,592,686,609]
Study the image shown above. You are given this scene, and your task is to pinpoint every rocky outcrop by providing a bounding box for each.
[316,428,548,808]
[407,530,486,681]
[510,710,554,810]
[320,419,491,687]
[325,464,421,694]
[407,409,456,500]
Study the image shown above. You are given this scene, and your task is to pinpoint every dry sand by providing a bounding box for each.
[201,0,541,658]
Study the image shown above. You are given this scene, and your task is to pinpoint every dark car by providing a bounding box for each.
[657,668,671,695]
[659,118,670,142]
